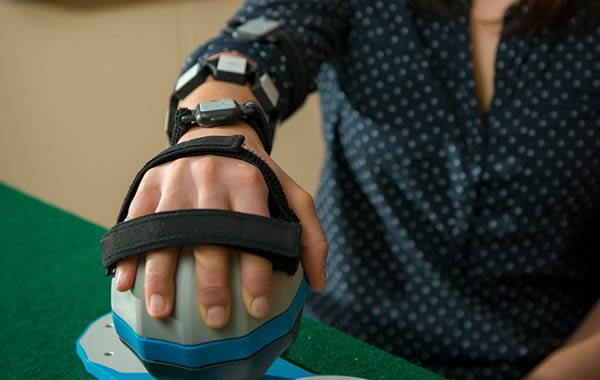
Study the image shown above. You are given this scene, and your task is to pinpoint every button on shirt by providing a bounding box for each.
[182,1,600,379]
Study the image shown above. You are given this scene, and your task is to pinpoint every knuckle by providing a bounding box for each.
[245,275,273,294]
[193,156,220,182]
[298,190,315,208]
[143,167,161,182]
[156,159,191,187]
[145,266,170,286]
[197,283,228,299]
[135,181,158,200]
[242,261,273,291]
[245,264,272,282]
[237,166,266,188]
[161,160,193,188]
[128,183,159,220]
[168,157,191,173]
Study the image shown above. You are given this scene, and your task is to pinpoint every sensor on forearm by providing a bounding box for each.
[165,54,279,143]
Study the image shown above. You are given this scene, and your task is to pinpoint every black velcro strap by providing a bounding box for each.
[272,29,309,118]
[101,209,301,275]
[102,135,301,275]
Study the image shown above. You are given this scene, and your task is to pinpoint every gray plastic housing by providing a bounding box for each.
[111,246,304,345]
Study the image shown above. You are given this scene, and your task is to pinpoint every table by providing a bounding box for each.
[0,182,443,380]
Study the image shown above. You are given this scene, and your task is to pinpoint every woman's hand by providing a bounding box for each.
[112,123,328,329]
[524,332,600,380]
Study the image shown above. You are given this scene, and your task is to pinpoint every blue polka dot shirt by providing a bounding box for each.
[182,1,600,379]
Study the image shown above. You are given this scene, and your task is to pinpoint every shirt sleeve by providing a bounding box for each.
[180,0,349,121]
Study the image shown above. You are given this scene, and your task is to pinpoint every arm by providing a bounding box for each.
[116,51,328,329]
[524,299,600,380]
[115,0,349,329]
[184,0,349,119]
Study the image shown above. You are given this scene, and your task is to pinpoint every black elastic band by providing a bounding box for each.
[224,18,309,120]
[241,101,274,153]
[169,108,192,146]
[270,29,309,118]
[103,135,300,275]
[102,209,301,275]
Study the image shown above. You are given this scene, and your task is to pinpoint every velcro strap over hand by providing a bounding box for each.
[101,135,301,275]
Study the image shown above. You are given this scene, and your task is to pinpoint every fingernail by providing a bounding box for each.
[114,270,123,288]
[251,296,269,318]
[207,306,226,325]
[149,294,165,315]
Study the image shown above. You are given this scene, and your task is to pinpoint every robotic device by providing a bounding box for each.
[76,135,364,380]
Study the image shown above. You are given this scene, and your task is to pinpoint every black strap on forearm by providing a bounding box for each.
[101,135,301,275]
[242,101,274,154]
[270,28,309,118]
[224,18,309,121]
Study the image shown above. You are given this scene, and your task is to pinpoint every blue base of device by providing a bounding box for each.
[77,344,313,380]
[77,316,314,380]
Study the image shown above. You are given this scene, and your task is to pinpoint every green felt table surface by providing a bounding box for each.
[0,182,443,380]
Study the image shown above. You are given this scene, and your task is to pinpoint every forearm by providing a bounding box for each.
[525,299,600,380]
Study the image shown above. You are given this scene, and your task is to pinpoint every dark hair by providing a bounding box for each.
[406,0,600,36]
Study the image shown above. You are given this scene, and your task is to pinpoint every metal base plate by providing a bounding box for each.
[76,313,365,380]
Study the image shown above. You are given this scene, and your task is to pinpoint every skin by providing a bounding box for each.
[470,0,515,114]
[526,299,600,379]
[114,1,600,376]
[114,54,328,329]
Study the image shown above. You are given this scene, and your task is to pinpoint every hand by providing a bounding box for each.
[524,332,600,380]
[113,123,328,329]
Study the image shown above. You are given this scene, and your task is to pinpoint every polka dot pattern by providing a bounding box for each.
[183,1,600,379]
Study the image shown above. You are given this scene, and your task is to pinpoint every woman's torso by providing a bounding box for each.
[306,1,600,379]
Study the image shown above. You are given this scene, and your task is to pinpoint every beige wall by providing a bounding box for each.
[0,0,323,227]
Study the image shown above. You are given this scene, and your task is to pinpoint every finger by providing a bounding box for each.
[194,245,231,329]
[192,157,232,329]
[114,256,138,291]
[127,171,162,221]
[115,173,161,292]
[230,173,273,319]
[286,189,329,292]
[144,247,179,319]
[240,253,273,318]
[143,165,194,319]
[257,160,329,291]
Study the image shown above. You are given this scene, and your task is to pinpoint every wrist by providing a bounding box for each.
[165,51,278,148]
[175,98,273,152]
[177,61,270,124]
